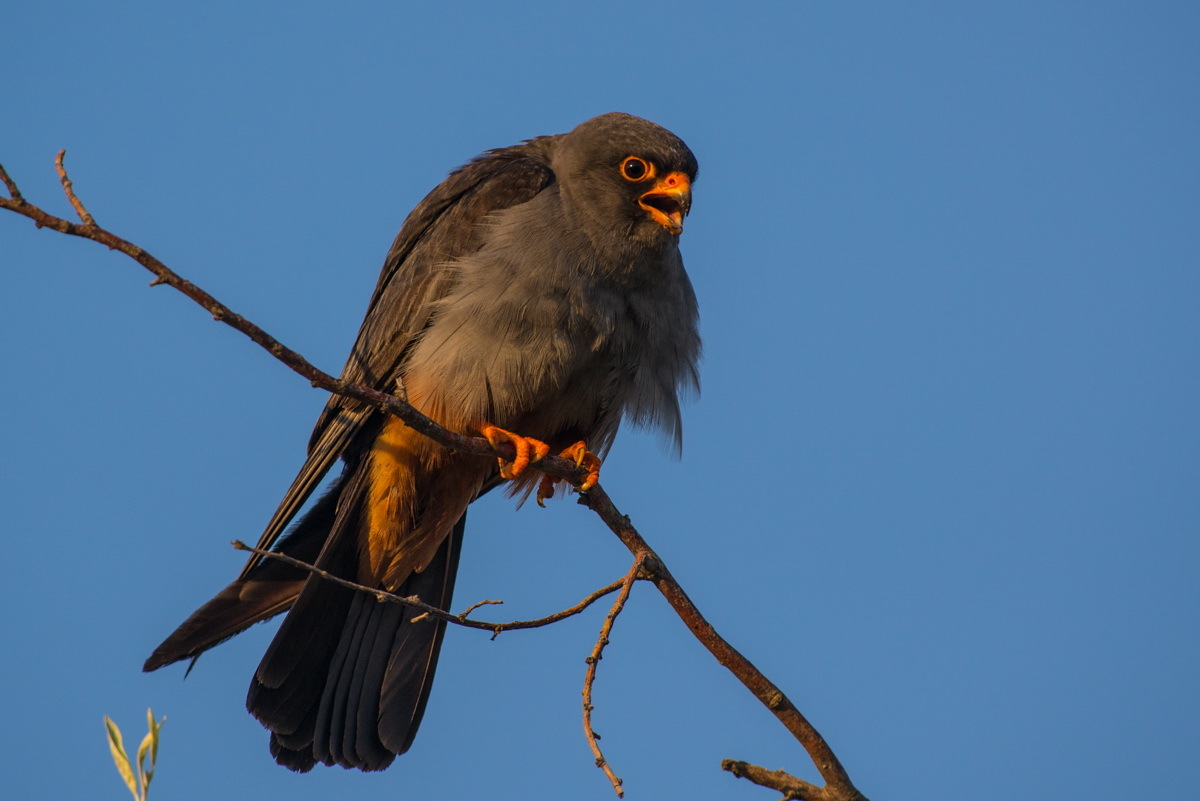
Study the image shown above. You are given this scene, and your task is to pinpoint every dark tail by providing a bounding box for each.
[144,470,465,772]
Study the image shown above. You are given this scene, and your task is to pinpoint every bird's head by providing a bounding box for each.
[553,112,698,247]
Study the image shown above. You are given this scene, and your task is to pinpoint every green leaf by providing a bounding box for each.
[146,708,164,766]
[104,716,140,801]
[142,708,165,798]
[136,730,153,794]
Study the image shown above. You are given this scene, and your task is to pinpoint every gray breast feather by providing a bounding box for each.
[405,194,700,453]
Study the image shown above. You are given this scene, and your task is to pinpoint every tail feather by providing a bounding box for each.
[317,591,377,766]
[378,520,463,754]
[270,730,319,772]
[314,591,398,769]
[303,516,464,769]
[244,464,466,770]
[247,468,366,737]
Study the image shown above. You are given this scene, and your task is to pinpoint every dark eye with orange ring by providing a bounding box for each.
[620,156,653,182]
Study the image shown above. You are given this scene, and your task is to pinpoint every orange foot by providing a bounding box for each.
[480,425,550,480]
[536,441,603,507]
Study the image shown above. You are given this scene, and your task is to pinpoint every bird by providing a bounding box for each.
[143,112,701,772]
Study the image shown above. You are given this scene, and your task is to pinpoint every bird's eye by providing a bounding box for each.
[620,156,653,182]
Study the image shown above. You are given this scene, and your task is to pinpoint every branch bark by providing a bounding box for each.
[722,759,827,800]
[1,153,869,801]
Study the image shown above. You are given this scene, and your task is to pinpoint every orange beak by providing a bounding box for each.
[638,171,692,235]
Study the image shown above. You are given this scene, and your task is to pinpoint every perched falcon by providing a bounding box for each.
[144,112,701,771]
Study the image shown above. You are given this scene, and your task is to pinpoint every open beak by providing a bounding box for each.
[638,171,692,235]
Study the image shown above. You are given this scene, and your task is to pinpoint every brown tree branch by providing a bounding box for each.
[722,759,825,800]
[1,154,868,801]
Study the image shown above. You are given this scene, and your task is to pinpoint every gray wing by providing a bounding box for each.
[237,140,557,579]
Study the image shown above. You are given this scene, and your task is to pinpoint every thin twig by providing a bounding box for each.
[582,555,643,798]
[55,150,96,226]
[458,599,504,619]
[232,541,627,634]
[0,161,23,203]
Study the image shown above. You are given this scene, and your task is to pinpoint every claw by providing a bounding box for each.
[561,441,602,490]
[536,474,557,508]
[480,425,550,480]
[536,441,602,507]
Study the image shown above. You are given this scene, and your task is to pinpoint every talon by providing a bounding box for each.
[536,474,558,508]
[536,441,602,506]
[561,441,602,491]
[480,425,549,480]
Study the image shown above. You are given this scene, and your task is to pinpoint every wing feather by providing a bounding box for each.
[237,143,556,577]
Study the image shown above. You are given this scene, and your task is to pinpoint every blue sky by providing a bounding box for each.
[3,2,1197,799]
